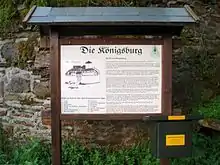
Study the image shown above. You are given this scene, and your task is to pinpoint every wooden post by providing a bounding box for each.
[50,27,62,165]
[160,35,173,165]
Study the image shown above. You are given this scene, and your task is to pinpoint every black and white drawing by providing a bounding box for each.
[64,61,100,86]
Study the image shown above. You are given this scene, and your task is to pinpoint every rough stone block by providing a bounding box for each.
[15,38,28,43]
[0,108,7,116]
[43,99,51,108]
[5,100,22,108]
[0,98,3,104]
[34,50,50,68]
[33,80,50,99]
[11,111,33,118]
[0,40,18,62]
[6,76,30,93]
[4,68,31,93]
[4,93,21,101]
[13,119,35,127]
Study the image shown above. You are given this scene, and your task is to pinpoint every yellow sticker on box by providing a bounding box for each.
[166,134,185,146]
[168,116,185,120]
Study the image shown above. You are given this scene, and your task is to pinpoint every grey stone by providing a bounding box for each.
[34,50,50,68]
[5,77,30,93]
[13,117,35,127]
[5,100,22,108]
[0,71,5,77]
[0,40,10,62]
[15,38,28,43]
[18,93,44,104]
[23,105,43,111]
[13,126,31,139]
[4,68,31,93]
[29,129,51,140]
[43,99,51,110]
[0,107,7,116]
[18,92,35,101]
[0,98,3,104]
[33,80,50,99]
[4,93,21,101]
[0,40,18,62]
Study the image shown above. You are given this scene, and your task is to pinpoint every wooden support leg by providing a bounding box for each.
[160,35,173,165]
[50,27,62,165]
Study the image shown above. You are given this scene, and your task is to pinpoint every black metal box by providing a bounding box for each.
[144,115,202,158]
[149,121,192,158]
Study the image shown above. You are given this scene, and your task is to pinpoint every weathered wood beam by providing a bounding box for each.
[39,36,182,50]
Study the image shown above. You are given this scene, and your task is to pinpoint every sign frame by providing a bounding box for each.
[53,37,172,120]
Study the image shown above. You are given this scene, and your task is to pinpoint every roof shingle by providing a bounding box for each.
[24,6,197,26]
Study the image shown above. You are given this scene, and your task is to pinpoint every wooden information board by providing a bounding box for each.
[23,5,197,165]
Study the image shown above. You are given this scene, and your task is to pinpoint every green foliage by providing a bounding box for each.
[0,7,15,37]
[192,96,220,120]
[11,36,37,69]
[0,152,7,165]
[0,122,13,164]
[62,141,159,165]
[10,139,51,165]
[0,0,138,37]
[1,123,220,165]
[172,133,220,165]
[0,0,20,37]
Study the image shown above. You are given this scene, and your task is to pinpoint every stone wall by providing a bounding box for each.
[0,0,220,147]
[0,39,51,139]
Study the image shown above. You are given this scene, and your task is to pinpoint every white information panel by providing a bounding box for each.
[60,45,162,114]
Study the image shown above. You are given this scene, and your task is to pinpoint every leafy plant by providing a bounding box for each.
[10,139,51,165]
[192,96,220,120]
[12,36,38,69]
[172,133,220,165]
[1,130,220,165]
[0,7,14,37]
[0,0,20,37]
[0,121,13,164]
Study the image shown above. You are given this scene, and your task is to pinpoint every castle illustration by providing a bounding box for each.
[65,61,100,85]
